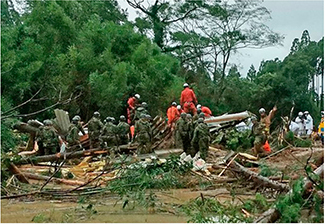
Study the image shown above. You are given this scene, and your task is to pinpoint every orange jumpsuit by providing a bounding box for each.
[127,97,137,124]
[167,106,179,126]
[180,87,198,115]
[201,106,212,117]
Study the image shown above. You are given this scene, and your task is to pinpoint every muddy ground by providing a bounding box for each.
[1,144,323,223]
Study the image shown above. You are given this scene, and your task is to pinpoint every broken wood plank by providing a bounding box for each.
[8,163,30,184]
[218,154,238,177]
[22,172,85,186]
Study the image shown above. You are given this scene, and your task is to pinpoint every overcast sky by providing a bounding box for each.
[119,0,324,75]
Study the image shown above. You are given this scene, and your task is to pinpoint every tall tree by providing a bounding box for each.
[247,64,257,81]
[126,0,203,50]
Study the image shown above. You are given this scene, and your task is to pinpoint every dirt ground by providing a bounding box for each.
[1,144,323,223]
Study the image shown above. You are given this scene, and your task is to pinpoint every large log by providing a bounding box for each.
[8,163,30,184]
[205,111,250,126]
[230,161,289,192]
[13,122,40,134]
[254,163,324,223]
[22,172,85,186]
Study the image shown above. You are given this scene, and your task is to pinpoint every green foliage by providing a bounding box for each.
[181,197,249,223]
[108,155,192,208]
[213,129,253,151]
[276,178,305,223]
[243,193,269,214]
[259,163,278,177]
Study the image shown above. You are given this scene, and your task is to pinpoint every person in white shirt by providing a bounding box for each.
[304,111,313,136]
[295,112,305,137]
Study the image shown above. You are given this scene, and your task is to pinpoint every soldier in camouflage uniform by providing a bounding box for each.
[191,112,205,155]
[175,113,190,153]
[191,118,210,160]
[135,114,152,154]
[74,115,86,136]
[251,116,267,158]
[88,112,103,148]
[36,120,59,155]
[192,108,202,122]
[117,115,130,145]
[66,116,81,149]
[186,113,197,157]
[133,102,149,122]
[100,117,118,147]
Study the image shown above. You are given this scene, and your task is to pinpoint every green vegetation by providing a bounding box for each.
[213,129,253,151]
[108,155,193,208]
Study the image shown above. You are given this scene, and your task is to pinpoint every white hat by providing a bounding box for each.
[197,104,202,109]
[298,112,303,116]
[183,83,189,88]
[135,94,140,99]
[177,105,181,110]
[172,102,177,106]
[259,108,266,114]
[304,111,309,114]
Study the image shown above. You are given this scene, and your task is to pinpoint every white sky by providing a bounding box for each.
[118,0,324,75]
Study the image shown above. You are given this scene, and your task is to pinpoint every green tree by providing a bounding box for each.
[247,64,257,81]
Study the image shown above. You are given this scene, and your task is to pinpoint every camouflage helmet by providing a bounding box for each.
[251,116,258,121]
[106,117,112,122]
[120,115,126,121]
[186,113,192,118]
[141,114,147,119]
[74,115,81,121]
[141,102,148,108]
[199,112,205,118]
[181,112,187,118]
[198,118,204,123]
[111,117,116,122]
[72,116,79,122]
[94,111,100,117]
[43,119,52,126]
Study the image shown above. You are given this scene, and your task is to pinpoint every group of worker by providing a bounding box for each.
[292,111,314,137]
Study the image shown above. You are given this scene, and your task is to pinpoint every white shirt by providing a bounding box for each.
[305,114,313,130]
[295,116,305,131]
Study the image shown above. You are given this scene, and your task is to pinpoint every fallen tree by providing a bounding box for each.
[22,172,86,186]
[254,163,324,223]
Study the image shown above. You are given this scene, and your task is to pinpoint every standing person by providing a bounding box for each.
[259,106,277,134]
[304,111,313,136]
[197,104,212,118]
[251,116,267,158]
[127,94,140,124]
[167,102,179,130]
[74,115,86,136]
[134,114,152,154]
[88,112,104,148]
[180,83,198,115]
[175,113,190,154]
[318,111,324,145]
[191,118,210,160]
[177,105,185,115]
[66,116,81,149]
[36,120,59,155]
[117,115,130,145]
[100,117,118,147]
[295,112,305,137]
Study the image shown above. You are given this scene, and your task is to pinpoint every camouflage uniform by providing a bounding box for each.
[191,113,205,155]
[100,121,118,147]
[192,121,210,160]
[117,120,130,145]
[88,116,103,148]
[66,123,80,146]
[252,121,267,157]
[37,125,59,155]
[175,116,190,153]
[135,117,152,154]
[134,107,149,121]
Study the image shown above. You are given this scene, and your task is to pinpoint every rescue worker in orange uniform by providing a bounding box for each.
[177,105,184,116]
[167,102,179,130]
[180,83,198,115]
[127,94,140,124]
[197,104,212,118]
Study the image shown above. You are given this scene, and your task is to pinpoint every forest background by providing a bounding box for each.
[1,0,324,153]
